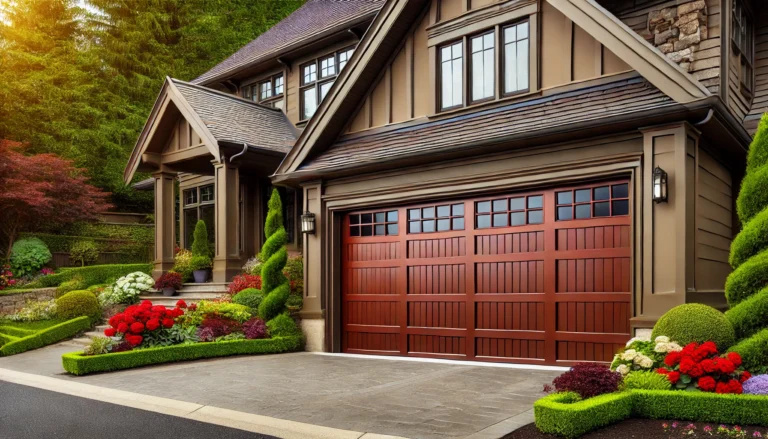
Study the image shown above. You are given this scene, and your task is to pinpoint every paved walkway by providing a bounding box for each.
[0,343,560,439]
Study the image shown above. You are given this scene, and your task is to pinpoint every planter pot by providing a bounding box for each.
[193,270,209,283]
[162,287,177,297]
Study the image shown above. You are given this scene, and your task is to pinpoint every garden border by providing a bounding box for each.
[0,317,91,356]
[534,390,768,438]
[61,335,303,375]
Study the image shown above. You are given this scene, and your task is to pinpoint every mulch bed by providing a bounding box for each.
[504,419,768,438]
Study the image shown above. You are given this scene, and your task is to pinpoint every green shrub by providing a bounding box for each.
[258,190,290,321]
[173,249,193,282]
[0,317,90,356]
[285,255,304,296]
[725,249,768,306]
[622,371,671,391]
[233,288,263,311]
[10,238,52,277]
[267,313,302,338]
[191,220,209,258]
[62,336,303,375]
[632,389,768,426]
[729,328,768,374]
[56,290,101,322]
[534,392,633,439]
[730,207,768,269]
[21,264,152,289]
[69,240,99,267]
[177,301,252,327]
[189,255,211,271]
[737,165,768,225]
[83,336,113,356]
[726,287,768,339]
[746,114,768,173]
[651,303,735,350]
[56,277,87,298]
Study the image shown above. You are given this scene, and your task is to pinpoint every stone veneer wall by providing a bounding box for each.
[0,289,56,315]
[646,1,708,70]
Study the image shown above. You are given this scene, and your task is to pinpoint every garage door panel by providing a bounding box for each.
[345,301,400,326]
[408,236,466,258]
[555,257,631,293]
[408,264,466,294]
[476,338,546,360]
[475,261,545,294]
[475,302,546,330]
[555,301,630,334]
[408,301,467,328]
[409,334,466,356]
[345,267,400,294]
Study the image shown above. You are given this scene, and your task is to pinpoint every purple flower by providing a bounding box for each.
[743,375,768,395]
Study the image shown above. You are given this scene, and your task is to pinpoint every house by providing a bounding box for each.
[124,0,767,366]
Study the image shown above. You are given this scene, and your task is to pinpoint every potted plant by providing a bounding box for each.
[154,271,183,296]
[190,255,212,283]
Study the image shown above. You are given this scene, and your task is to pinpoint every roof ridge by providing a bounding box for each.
[170,78,283,113]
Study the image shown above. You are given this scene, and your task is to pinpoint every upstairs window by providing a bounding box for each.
[503,21,530,95]
[732,0,754,96]
[300,46,356,121]
[470,32,495,102]
[243,73,284,110]
[440,41,464,110]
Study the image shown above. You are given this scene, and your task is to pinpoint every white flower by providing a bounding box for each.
[638,357,654,368]
[616,364,630,375]
[655,336,670,344]
[625,336,651,347]
[620,349,638,361]
[654,342,668,353]
[666,342,682,352]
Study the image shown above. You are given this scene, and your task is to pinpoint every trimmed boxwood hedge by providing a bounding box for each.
[729,328,768,373]
[62,335,303,375]
[0,317,91,356]
[726,287,768,340]
[18,263,152,289]
[535,390,768,438]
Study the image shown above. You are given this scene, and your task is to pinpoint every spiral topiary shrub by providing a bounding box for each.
[651,303,735,350]
[736,165,768,224]
[56,290,101,322]
[233,288,263,312]
[10,238,52,277]
[257,189,291,321]
[726,287,768,340]
[725,249,768,306]
[266,313,302,338]
[729,207,768,269]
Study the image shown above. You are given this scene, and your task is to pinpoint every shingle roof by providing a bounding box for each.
[172,79,297,153]
[299,77,676,172]
[193,0,384,85]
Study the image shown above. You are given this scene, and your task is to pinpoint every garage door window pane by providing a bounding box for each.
[510,211,526,226]
[527,196,543,209]
[387,211,398,222]
[593,186,610,201]
[510,197,525,210]
[477,215,491,229]
[557,206,572,221]
[437,219,451,231]
[453,218,465,230]
[493,213,508,227]
[362,225,373,236]
[557,191,572,205]
[350,215,360,225]
[575,189,591,203]
[492,199,507,212]
[422,207,435,219]
[375,212,385,223]
[437,205,451,217]
[409,221,421,233]
[477,201,491,213]
[575,204,591,219]
[350,226,360,237]
[409,209,421,220]
[422,220,436,233]
[361,213,373,223]
[528,210,543,224]
[375,225,386,236]
[594,202,610,217]
[452,204,464,216]
[612,183,629,198]
[388,224,399,235]
[612,199,629,216]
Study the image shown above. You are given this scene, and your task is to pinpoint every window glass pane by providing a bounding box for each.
[477,201,491,213]
[409,221,421,233]
[350,226,360,237]
[504,22,529,94]
[184,189,197,206]
[594,202,610,217]
[260,81,272,100]
[422,220,435,233]
[510,211,526,226]
[528,210,543,224]
[320,55,336,78]
[557,206,572,221]
[594,186,610,201]
[510,197,525,210]
[477,215,491,229]
[274,75,284,95]
[440,41,463,109]
[575,189,591,203]
[387,224,398,235]
[518,21,529,39]
[557,191,572,205]
[350,215,360,225]
[492,199,507,212]
[612,200,629,216]
[452,204,464,216]
[361,213,373,224]
[200,185,214,202]
[375,225,386,236]
[527,195,543,209]
[452,218,465,230]
[612,183,629,199]
[422,207,435,218]
[320,81,334,101]
[437,219,451,231]
[387,211,398,222]
[302,87,317,119]
[184,209,198,249]
[375,212,385,223]
[437,205,450,217]
[362,225,373,236]
[575,204,591,219]
[338,48,354,70]
[471,33,494,101]
[493,213,508,227]
[302,64,316,84]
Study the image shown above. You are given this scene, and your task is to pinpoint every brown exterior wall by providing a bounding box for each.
[745,6,768,134]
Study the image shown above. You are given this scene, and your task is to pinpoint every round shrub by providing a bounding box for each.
[651,303,735,350]
[10,238,52,277]
[728,328,768,373]
[266,313,302,338]
[622,371,672,391]
[69,240,99,267]
[56,290,101,322]
[726,287,768,340]
[736,165,768,224]
[725,249,768,306]
[56,277,87,298]
[233,288,263,311]
[551,363,622,399]
[729,207,768,269]
[743,374,768,395]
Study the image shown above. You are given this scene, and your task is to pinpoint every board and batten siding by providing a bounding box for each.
[344,0,632,134]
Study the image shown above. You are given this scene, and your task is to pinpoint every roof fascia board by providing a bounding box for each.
[547,0,710,103]
[165,79,221,160]
[276,0,419,176]
[124,81,171,184]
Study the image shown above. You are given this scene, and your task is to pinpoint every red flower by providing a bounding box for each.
[104,328,116,337]
[740,371,752,383]
[141,300,152,308]
[188,303,197,312]
[130,322,145,334]
[162,318,174,329]
[679,357,696,375]
[667,371,680,384]
[698,376,716,392]
[717,359,736,375]
[664,351,682,367]
[656,367,670,374]
[687,363,704,378]
[716,382,729,394]
[727,352,743,367]
[126,335,143,346]
[728,379,743,394]
[176,300,187,309]
[681,343,697,356]
[117,322,129,334]
[700,359,716,373]
[151,305,166,313]
[146,318,160,331]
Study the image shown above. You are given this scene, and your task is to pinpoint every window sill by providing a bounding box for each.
[431,89,541,120]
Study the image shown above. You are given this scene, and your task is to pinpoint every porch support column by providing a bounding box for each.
[152,170,177,279]
[300,180,325,351]
[212,159,242,282]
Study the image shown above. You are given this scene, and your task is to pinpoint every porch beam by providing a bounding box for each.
[212,159,242,282]
[152,170,177,279]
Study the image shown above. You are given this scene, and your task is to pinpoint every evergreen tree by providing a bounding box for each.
[258,189,290,321]
[191,220,209,258]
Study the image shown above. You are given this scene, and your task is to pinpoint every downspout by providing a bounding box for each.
[694,109,714,126]
[229,143,249,164]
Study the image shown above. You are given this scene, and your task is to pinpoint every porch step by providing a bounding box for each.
[138,292,223,308]
[180,283,229,293]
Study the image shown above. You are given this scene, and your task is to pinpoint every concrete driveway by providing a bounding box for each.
[0,344,560,439]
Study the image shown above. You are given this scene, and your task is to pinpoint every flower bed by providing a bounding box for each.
[0,316,91,356]
[61,335,302,375]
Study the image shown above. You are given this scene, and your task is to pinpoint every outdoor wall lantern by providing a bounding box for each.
[301,211,316,234]
[653,166,668,203]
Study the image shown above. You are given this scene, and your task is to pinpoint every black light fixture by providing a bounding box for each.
[653,166,668,203]
[301,211,316,234]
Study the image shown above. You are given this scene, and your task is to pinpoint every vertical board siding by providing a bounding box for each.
[342,180,632,365]
[695,149,733,291]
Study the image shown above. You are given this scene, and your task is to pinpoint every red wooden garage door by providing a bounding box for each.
[341,180,632,366]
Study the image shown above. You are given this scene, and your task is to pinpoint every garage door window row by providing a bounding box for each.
[476,194,543,229]
[556,183,629,221]
[349,210,398,236]
[408,203,465,234]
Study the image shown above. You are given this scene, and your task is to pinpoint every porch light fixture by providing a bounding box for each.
[653,166,668,203]
[301,211,316,234]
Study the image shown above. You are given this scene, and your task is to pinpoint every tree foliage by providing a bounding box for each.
[0,140,112,258]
